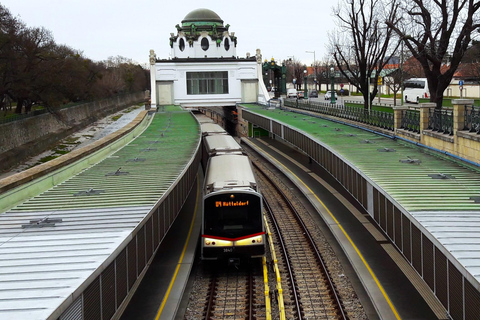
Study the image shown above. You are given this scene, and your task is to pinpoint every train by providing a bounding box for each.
[199,121,265,262]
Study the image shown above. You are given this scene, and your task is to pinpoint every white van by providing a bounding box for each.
[287,88,298,98]
[403,78,429,103]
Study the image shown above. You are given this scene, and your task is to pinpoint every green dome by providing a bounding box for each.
[182,8,223,26]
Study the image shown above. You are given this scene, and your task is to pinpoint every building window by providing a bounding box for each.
[187,72,229,95]
[179,38,185,51]
[201,38,209,51]
[224,38,230,51]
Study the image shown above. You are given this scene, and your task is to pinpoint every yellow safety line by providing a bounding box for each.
[264,214,286,320]
[249,140,401,320]
[262,256,271,320]
[155,177,200,320]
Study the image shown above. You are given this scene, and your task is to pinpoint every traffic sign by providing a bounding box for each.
[459,80,464,86]
[340,83,344,88]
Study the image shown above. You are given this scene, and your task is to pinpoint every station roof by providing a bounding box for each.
[241,103,480,285]
[0,107,200,319]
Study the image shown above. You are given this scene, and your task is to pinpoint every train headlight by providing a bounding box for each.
[203,238,232,247]
[235,235,264,246]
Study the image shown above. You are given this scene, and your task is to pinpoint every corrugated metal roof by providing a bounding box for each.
[0,207,146,319]
[246,106,480,212]
[244,104,480,284]
[0,108,200,319]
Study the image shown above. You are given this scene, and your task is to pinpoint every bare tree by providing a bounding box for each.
[330,0,401,109]
[386,0,480,109]
[316,57,335,92]
[0,3,149,119]
[383,69,409,105]
[0,5,23,110]
[285,57,304,90]
[13,26,57,113]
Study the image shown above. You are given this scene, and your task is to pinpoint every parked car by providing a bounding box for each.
[287,88,298,98]
[324,91,337,100]
[309,90,318,98]
[297,91,305,99]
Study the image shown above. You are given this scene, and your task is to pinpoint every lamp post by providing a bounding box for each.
[303,66,308,99]
[306,50,316,91]
[330,65,336,104]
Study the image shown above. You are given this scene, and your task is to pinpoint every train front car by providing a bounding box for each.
[201,154,265,261]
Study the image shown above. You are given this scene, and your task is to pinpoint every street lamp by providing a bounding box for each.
[306,50,316,91]
[303,66,308,99]
[330,65,336,104]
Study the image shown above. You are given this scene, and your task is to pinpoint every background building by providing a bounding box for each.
[149,8,269,108]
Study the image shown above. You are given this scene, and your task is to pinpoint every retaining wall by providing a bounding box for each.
[0,92,146,172]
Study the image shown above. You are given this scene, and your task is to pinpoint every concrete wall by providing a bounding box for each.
[0,92,145,172]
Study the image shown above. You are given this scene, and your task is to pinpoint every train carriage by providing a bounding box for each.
[201,153,265,261]
[202,134,244,169]
[201,123,228,136]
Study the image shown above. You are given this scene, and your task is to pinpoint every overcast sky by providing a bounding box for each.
[1,0,337,66]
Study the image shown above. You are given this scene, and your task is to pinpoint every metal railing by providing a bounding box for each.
[464,105,480,134]
[429,108,453,135]
[400,110,420,133]
[284,99,394,131]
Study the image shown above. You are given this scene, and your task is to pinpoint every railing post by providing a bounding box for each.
[419,103,436,132]
[393,106,408,134]
[452,99,473,134]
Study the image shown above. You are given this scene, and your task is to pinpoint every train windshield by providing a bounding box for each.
[204,193,262,238]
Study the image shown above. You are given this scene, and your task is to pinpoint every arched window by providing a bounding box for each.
[224,38,230,51]
[201,38,209,51]
[179,38,185,51]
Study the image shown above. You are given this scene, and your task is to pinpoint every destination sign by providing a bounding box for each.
[215,200,249,207]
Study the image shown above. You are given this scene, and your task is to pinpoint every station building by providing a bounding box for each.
[149,8,269,108]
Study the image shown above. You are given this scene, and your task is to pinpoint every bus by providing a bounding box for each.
[403,78,429,103]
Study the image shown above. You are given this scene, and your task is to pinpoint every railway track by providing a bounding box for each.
[256,164,346,319]
[185,260,266,320]
[184,138,366,320]
[245,141,367,320]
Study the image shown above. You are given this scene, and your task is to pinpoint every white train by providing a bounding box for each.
[199,122,265,261]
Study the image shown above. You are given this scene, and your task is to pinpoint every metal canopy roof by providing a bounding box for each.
[0,108,200,319]
[244,104,480,285]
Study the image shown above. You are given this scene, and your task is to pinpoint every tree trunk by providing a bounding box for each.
[429,75,450,109]
[15,99,23,114]
[24,100,33,113]
[363,92,369,109]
